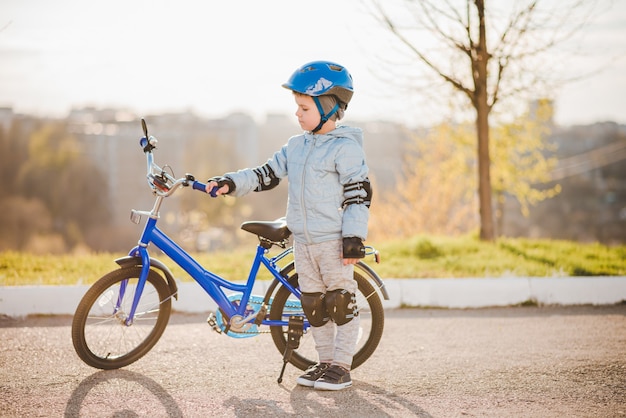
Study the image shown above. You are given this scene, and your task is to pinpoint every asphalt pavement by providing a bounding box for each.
[1,305,625,417]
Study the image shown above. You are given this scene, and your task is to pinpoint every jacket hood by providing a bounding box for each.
[305,125,364,147]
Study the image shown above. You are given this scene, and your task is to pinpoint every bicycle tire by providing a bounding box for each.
[71,267,172,369]
[269,264,385,371]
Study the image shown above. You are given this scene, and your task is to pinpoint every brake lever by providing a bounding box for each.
[140,118,158,152]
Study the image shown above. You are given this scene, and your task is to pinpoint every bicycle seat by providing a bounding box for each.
[241,218,291,243]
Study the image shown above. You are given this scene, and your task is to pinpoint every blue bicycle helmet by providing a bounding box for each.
[283,61,354,132]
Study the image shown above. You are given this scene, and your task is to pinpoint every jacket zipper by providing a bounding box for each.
[301,136,316,244]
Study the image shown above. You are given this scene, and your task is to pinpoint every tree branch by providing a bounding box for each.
[373,1,474,100]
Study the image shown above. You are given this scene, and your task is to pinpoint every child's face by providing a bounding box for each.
[294,94,321,132]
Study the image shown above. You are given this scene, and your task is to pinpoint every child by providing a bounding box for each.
[206,60,371,391]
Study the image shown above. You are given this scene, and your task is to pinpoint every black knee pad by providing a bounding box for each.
[300,292,330,327]
[325,289,358,325]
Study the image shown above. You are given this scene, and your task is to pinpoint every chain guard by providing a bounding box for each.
[211,294,303,338]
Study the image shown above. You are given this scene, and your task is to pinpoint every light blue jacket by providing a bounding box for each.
[225,126,369,244]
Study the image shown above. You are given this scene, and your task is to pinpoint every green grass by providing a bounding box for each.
[0,236,624,286]
[0,249,280,286]
[373,236,625,278]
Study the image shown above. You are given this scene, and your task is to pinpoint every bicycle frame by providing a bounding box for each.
[122,205,300,329]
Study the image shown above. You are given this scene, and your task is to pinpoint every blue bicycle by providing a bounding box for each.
[71,120,388,381]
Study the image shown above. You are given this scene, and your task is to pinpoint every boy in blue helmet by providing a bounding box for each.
[207,61,371,391]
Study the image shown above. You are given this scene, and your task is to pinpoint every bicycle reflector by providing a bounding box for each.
[130,210,141,224]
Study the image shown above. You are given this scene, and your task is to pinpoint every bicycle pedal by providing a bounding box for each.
[206,313,222,334]
[254,304,268,325]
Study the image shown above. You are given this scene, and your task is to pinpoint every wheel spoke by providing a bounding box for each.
[72,267,172,369]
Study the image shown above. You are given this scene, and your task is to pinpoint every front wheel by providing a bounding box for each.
[270,264,385,371]
[71,267,172,369]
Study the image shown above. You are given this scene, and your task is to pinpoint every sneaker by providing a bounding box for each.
[313,365,352,391]
[296,362,330,387]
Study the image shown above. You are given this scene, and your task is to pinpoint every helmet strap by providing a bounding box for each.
[311,96,339,133]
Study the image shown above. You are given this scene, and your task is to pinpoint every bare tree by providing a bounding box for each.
[368,0,604,240]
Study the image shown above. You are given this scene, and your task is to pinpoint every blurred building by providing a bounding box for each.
[0,107,14,132]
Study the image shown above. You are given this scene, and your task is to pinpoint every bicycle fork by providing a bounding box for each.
[115,247,152,326]
[120,213,160,326]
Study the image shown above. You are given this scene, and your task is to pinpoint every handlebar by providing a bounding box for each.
[139,118,219,198]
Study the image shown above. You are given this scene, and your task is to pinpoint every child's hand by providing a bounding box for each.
[342,237,365,265]
[206,181,229,196]
[206,176,235,196]
[343,258,359,266]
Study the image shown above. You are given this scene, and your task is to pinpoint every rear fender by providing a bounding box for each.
[115,256,179,300]
[356,261,390,300]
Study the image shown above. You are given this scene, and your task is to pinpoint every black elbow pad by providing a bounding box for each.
[253,163,281,192]
[342,177,372,208]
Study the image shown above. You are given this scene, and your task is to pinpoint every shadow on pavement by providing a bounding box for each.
[221,380,434,417]
[64,369,183,418]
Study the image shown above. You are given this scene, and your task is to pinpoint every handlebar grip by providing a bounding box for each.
[192,181,206,192]
[192,181,220,197]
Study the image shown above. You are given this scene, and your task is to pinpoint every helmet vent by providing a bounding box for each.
[328,64,343,72]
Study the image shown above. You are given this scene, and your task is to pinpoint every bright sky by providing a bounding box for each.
[1,0,625,127]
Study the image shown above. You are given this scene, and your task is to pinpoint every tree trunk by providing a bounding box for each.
[474,0,495,241]
[475,100,494,240]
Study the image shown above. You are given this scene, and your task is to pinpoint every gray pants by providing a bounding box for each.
[295,239,360,370]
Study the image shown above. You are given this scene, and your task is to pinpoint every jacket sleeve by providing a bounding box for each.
[336,140,370,240]
[224,143,289,197]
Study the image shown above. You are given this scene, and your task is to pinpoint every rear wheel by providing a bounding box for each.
[71,267,172,369]
[269,263,385,371]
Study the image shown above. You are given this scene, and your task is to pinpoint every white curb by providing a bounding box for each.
[1,277,625,317]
